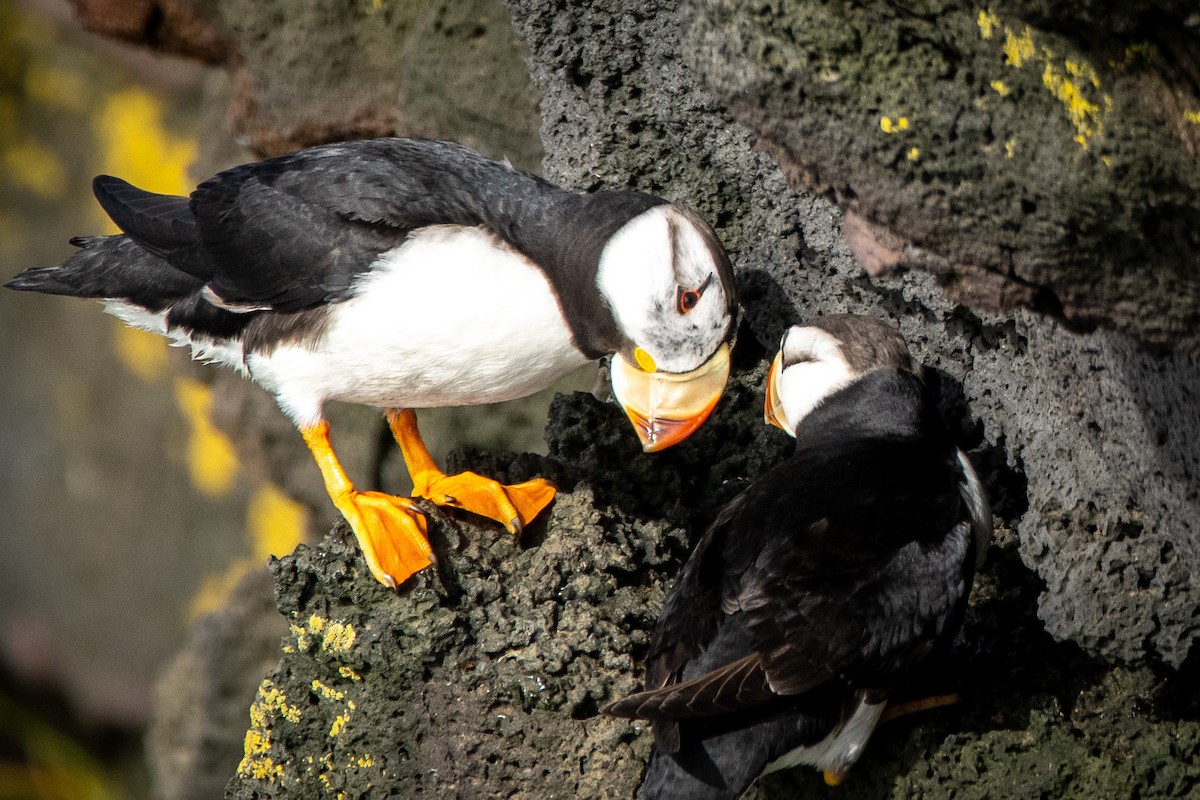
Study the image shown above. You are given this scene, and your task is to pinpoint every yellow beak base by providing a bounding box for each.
[610,343,731,453]
[763,351,790,434]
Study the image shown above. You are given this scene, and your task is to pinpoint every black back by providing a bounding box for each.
[7,138,664,352]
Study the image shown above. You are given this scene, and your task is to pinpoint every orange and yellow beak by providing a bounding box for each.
[610,342,731,452]
[763,350,790,434]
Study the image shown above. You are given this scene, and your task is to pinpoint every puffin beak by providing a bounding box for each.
[610,342,731,452]
[763,350,791,434]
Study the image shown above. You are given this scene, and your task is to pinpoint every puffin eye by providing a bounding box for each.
[678,288,701,314]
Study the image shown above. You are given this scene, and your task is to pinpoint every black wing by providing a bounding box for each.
[95,138,578,313]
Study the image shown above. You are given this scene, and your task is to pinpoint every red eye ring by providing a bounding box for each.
[679,288,701,314]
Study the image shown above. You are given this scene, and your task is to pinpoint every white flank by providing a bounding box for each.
[246,225,589,427]
[957,448,994,568]
[760,696,886,779]
[103,300,249,373]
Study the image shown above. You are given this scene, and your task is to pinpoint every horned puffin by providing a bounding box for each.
[5,137,738,589]
[603,315,991,798]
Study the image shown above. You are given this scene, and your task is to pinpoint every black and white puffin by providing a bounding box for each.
[603,315,991,799]
[5,137,738,589]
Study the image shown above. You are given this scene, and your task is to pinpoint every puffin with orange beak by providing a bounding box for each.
[605,315,990,798]
[5,137,737,589]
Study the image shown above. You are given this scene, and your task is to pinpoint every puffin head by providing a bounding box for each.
[596,204,738,452]
[765,315,916,436]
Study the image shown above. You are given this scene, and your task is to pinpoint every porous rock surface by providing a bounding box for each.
[507,0,1200,668]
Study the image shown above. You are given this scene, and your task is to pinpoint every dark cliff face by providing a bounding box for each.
[689,0,1200,354]
[102,0,1198,797]
[505,0,1200,669]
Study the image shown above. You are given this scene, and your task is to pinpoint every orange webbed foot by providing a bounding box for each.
[385,407,555,535]
[300,420,434,589]
[411,471,556,535]
[333,489,433,588]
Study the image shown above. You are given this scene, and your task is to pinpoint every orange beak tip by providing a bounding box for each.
[626,402,718,453]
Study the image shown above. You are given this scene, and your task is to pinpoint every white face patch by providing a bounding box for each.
[774,326,857,433]
[595,205,731,374]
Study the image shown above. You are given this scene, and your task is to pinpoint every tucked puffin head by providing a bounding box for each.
[765,315,916,436]
[597,204,738,452]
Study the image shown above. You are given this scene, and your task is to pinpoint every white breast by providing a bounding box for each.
[246,226,590,427]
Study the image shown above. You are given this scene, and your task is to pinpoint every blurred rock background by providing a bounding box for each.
[1,0,1199,798]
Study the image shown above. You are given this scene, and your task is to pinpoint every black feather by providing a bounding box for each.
[8,138,672,353]
[6,234,202,311]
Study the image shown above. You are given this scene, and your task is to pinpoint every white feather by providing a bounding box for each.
[760,696,886,778]
[103,300,249,372]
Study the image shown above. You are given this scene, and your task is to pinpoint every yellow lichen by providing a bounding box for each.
[339,665,363,681]
[1110,42,1156,71]
[330,712,351,737]
[113,324,169,383]
[290,623,313,652]
[258,681,303,724]
[1185,110,1200,125]
[1003,26,1035,68]
[906,147,920,161]
[977,9,1000,40]
[1005,139,1016,158]
[1041,60,1107,150]
[174,378,238,497]
[1064,58,1100,88]
[356,754,375,768]
[238,680,302,781]
[322,621,357,653]
[880,116,909,134]
[248,483,308,561]
[312,679,346,702]
[986,19,1111,154]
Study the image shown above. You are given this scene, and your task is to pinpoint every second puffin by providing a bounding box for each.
[6,138,738,589]
[605,315,990,798]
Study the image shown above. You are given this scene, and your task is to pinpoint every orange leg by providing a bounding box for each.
[385,408,556,535]
[300,421,433,589]
[879,693,959,725]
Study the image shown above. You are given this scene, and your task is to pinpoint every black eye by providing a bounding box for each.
[679,288,701,314]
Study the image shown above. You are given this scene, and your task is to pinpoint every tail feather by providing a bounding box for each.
[6,234,203,311]
[92,175,212,279]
